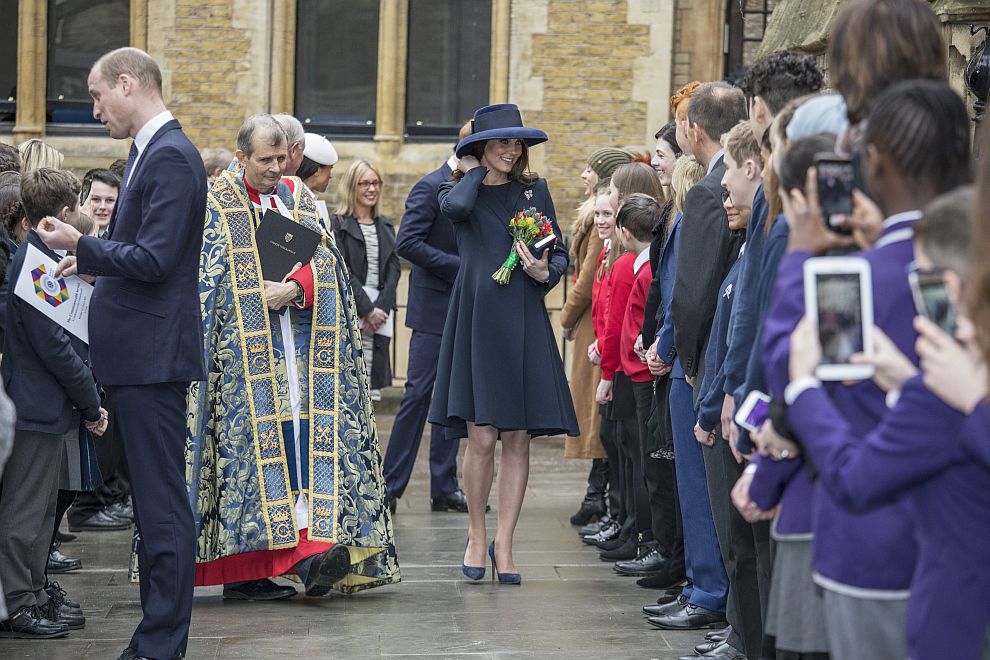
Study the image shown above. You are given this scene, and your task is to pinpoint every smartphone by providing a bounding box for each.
[814,153,854,236]
[908,268,956,335]
[803,257,875,381]
[734,390,771,433]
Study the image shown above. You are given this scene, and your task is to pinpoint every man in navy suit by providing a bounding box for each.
[37,47,206,660]
[383,133,471,513]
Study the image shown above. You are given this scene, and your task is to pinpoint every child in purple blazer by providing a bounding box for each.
[785,185,989,660]
[758,79,972,660]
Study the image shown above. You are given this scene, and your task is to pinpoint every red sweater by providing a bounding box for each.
[620,251,653,382]
[599,251,635,381]
[591,245,610,341]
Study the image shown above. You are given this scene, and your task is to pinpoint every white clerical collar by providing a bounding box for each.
[633,246,651,274]
[446,154,459,171]
[133,110,174,156]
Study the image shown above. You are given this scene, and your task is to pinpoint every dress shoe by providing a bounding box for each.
[106,499,134,522]
[67,509,131,532]
[642,593,687,616]
[599,537,637,561]
[636,571,687,589]
[581,520,620,545]
[0,605,69,639]
[304,545,352,597]
[681,641,747,659]
[578,515,610,536]
[647,602,727,630]
[55,530,77,543]
[614,545,667,576]
[48,541,82,573]
[117,648,152,660]
[46,582,81,611]
[222,578,298,601]
[705,625,731,642]
[431,489,489,513]
[595,535,629,551]
[40,596,85,630]
[569,498,606,526]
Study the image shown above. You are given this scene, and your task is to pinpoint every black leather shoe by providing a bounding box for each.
[578,515,610,536]
[599,537,637,561]
[582,520,620,545]
[682,641,747,659]
[614,546,667,576]
[0,605,69,639]
[46,582,81,611]
[222,578,298,601]
[48,542,82,573]
[647,602,727,630]
[55,531,77,543]
[117,647,152,660]
[40,596,85,630]
[304,545,352,597]
[642,593,687,616]
[67,510,131,531]
[595,535,628,551]
[569,498,606,525]
[636,571,687,589]
[430,489,490,513]
[106,499,134,522]
[705,625,731,642]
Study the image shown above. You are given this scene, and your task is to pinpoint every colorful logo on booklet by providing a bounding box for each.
[32,265,69,307]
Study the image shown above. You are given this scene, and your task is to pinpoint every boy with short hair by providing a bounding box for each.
[0,168,106,639]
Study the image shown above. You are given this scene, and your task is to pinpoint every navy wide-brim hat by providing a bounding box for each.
[455,103,548,158]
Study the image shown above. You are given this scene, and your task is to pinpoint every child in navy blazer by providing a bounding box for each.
[0,169,106,639]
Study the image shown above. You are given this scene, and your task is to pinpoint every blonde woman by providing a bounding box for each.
[562,147,632,527]
[330,159,399,400]
[18,139,64,172]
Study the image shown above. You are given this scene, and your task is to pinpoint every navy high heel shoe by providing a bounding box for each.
[488,541,521,585]
[462,539,485,581]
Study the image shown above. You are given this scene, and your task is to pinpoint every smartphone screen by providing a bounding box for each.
[815,272,864,365]
[744,397,770,430]
[816,157,854,231]
[912,272,956,335]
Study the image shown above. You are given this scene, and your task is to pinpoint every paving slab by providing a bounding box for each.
[0,423,709,659]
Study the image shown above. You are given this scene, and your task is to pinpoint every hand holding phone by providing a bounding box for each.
[814,153,854,236]
[803,256,875,381]
[734,391,771,433]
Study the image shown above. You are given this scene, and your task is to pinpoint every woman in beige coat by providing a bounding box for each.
[561,147,632,525]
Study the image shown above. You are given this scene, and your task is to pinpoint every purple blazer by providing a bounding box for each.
[793,378,990,660]
[760,212,922,594]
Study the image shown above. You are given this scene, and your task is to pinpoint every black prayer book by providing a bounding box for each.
[255,209,322,282]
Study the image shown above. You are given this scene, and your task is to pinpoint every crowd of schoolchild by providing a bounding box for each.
[559,1,990,658]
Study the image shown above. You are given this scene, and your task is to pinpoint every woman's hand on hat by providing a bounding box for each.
[458,155,481,174]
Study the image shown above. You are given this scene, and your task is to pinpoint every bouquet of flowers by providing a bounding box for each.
[492,207,554,285]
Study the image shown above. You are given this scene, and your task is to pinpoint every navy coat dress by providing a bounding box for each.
[428,166,579,441]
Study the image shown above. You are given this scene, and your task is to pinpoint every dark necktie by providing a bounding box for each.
[107,143,139,239]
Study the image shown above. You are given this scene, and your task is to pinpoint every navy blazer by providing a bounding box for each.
[395,162,460,334]
[75,119,207,386]
[2,231,102,433]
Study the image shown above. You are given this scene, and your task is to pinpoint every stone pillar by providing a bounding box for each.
[490,0,511,104]
[374,0,409,157]
[14,0,46,141]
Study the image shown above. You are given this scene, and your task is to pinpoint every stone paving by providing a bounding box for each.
[0,414,705,659]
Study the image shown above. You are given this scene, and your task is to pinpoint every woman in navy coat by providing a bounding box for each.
[429,104,578,583]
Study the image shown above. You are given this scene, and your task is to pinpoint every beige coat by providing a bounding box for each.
[561,224,606,459]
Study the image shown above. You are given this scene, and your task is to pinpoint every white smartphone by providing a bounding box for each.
[803,256,875,381]
[734,390,771,433]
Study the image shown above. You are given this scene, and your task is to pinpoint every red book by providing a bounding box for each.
[599,251,635,381]
[620,250,654,382]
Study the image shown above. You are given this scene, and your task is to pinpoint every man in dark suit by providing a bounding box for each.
[37,47,206,660]
[649,83,746,646]
[383,141,468,513]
